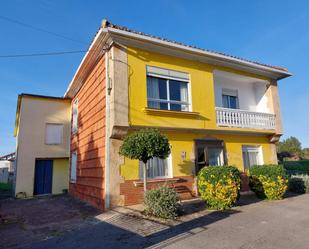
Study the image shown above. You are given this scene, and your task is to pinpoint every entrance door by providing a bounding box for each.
[195,140,226,174]
[34,160,53,195]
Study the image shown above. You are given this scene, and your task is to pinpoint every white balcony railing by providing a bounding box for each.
[216,107,276,130]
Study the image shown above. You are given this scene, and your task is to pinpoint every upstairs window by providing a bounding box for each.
[146,66,190,112]
[72,99,78,134]
[222,88,239,109]
[45,123,63,145]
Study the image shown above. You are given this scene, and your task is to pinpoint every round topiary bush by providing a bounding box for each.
[248,164,288,200]
[289,174,309,194]
[144,186,179,219]
[198,166,241,210]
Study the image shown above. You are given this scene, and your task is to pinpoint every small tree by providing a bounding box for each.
[119,128,170,193]
[277,136,304,160]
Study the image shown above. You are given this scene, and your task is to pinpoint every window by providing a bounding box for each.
[208,147,224,166]
[222,88,239,109]
[72,99,78,134]
[71,151,77,182]
[45,123,63,145]
[139,157,170,179]
[146,66,190,111]
[195,140,226,174]
[242,146,263,170]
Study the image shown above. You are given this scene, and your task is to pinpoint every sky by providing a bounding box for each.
[0,0,308,155]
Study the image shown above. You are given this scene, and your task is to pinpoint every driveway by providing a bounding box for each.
[1,194,309,249]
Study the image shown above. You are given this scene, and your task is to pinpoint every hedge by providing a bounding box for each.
[248,164,288,200]
[144,186,179,219]
[283,160,309,175]
[289,174,309,194]
[198,166,241,210]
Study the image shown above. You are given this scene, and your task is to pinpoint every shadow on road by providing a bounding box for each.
[31,208,240,249]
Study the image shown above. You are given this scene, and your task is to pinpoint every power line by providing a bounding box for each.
[0,50,87,58]
[0,15,87,45]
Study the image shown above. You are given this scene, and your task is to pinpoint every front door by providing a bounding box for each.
[195,140,226,174]
[34,160,53,195]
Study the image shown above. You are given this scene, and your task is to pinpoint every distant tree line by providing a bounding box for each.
[277,136,309,162]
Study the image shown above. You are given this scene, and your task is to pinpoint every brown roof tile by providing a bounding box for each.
[102,20,288,72]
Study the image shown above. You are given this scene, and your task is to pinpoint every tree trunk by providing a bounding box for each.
[143,161,147,194]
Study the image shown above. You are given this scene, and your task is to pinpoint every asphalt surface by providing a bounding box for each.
[30,194,309,249]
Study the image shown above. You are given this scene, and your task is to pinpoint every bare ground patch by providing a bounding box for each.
[0,195,100,249]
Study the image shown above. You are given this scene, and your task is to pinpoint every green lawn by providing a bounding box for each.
[0,182,12,191]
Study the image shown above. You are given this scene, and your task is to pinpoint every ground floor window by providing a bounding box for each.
[242,145,263,169]
[195,140,226,174]
[139,157,170,179]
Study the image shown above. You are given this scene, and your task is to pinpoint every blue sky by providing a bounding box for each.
[0,0,308,155]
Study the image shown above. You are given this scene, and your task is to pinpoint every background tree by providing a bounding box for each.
[119,128,170,193]
[302,148,309,159]
[277,136,304,161]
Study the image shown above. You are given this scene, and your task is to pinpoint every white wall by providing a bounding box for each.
[214,70,271,113]
[0,161,10,169]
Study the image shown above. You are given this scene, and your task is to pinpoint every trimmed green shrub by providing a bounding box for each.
[248,165,288,200]
[289,174,309,194]
[283,161,309,175]
[119,128,170,193]
[144,186,179,219]
[198,166,241,210]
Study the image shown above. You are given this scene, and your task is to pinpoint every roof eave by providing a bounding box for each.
[13,95,22,137]
[106,27,292,80]
[64,28,113,98]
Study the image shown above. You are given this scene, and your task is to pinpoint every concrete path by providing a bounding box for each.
[29,194,309,249]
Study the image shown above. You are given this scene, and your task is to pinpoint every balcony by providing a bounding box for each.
[216,107,276,130]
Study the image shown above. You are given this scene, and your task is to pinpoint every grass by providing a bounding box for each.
[0,182,12,191]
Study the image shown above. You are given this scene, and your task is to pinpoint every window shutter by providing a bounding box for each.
[146,66,189,81]
[222,88,238,97]
[45,124,63,145]
[72,99,78,133]
[71,152,77,182]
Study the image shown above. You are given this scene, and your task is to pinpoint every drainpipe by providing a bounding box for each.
[104,50,111,210]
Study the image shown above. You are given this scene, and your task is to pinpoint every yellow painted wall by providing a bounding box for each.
[122,47,278,181]
[120,132,277,180]
[127,47,272,133]
[52,159,69,194]
[127,47,216,130]
[15,97,71,197]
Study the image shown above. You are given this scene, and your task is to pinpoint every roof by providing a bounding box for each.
[65,19,291,98]
[19,93,71,101]
[0,152,15,161]
[102,20,289,72]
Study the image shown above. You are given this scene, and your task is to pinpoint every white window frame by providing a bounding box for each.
[72,99,78,134]
[45,123,63,145]
[222,88,239,109]
[139,154,173,179]
[70,151,77,183]
[146,66,192,112]
[242,145,264,169]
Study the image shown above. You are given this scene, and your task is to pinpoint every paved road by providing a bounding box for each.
[31,194,309,249]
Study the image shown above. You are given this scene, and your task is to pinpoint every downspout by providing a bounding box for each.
[104,50,111,210]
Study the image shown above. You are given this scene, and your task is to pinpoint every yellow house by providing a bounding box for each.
[63,20,291,209]
[14,94,71,198]
[14,20,291,209]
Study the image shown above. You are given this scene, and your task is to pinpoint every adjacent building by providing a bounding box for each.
[14,20,291,209]
[14,94,71,197]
